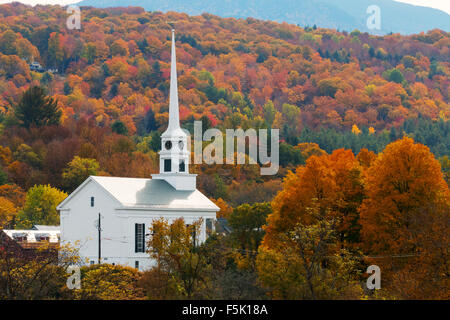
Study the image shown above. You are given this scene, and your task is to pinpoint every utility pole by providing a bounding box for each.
[97,213,101,264]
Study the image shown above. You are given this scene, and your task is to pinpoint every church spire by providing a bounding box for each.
[162,29,184,138]
[152,29,197,191]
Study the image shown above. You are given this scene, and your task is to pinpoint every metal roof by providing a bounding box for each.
[90,176,219,211]
[2,229,60,243]
[32,225,60,231]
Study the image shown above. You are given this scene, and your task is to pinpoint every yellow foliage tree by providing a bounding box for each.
[74,264,144,300]
[351,124,361,135]
[257,206,362,299]
[295,142,327,160]
[147,218,211,298]
[214,198,233,218]
[0,196,16,228]
[15,185,67,229]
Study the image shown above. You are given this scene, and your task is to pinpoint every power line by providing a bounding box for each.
[85,234,430,260]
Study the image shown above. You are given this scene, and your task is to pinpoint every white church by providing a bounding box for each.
[57,30,219,270]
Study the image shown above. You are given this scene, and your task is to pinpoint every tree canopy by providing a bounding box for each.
[14,86,61,129]
[15,184,67,228]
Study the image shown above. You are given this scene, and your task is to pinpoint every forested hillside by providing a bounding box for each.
[0,3,448,207]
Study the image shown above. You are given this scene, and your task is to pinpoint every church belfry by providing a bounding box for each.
[152,30,197,191]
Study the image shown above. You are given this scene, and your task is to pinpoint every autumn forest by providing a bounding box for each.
[0,3,448,300]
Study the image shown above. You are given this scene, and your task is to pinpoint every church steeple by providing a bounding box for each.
[162,29,185,138]
[152,29,197,191]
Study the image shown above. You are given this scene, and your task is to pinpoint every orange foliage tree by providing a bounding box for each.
[263,149,364,248]
[359,137,449,299]
[359,137,449,253]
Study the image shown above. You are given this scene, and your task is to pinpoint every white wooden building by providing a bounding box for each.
[57,30,219,270]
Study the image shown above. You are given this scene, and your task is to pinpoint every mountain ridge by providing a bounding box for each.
[75,0,450,35]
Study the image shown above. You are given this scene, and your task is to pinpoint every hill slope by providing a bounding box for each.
[76,0,450,34]
[0,3,448,202]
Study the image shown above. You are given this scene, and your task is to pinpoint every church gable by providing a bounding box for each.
[56,177,121,211]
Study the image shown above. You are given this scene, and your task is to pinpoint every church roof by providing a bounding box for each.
[58,176,219,212]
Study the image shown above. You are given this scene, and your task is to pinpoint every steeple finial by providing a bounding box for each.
[162,29,184,137]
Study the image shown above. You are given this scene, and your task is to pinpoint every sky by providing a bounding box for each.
[394,0,450,14]
[0,0,448,14]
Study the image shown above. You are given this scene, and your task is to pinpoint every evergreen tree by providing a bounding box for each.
[14,86,61,128]
[111,120,128,135]
[149,131,161,152]
[63,82,72,95]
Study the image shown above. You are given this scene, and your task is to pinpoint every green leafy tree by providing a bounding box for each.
[62,156,99,192]
[148,131,161,152]
[47,32,63,69]
[229,203,271,254]
[63,82,72,95]
[279,142,305,167]
[0,166,8,185]
[14,86,61,128]
[15,184,67,228]
[13,144,42,168]
[111,120,128,135]
[263,100,276,126]
[196,233,267,299]
[383,68,405,84]
[318,77,341,97]
[147,218,211,298]
[439,156,450,185]
[40,72,53,86]
[213,174,227,200]
[257,207,362,300]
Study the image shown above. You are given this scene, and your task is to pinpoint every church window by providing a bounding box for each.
[135,261,139,270]
[206,219,214,236]
[135,223,145,253]
[179,160,185,172]
[90,197,94,207]
[164,159,172,172]
[165,141,172,150]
